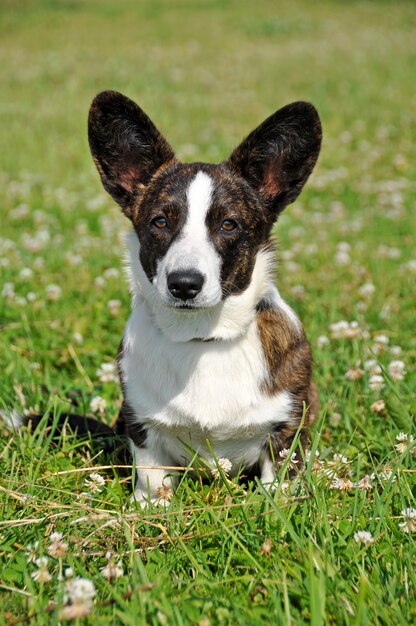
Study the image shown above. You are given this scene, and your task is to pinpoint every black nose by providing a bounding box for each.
[167,271,205,301]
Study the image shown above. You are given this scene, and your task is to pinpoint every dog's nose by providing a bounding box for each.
[167,271,204,301]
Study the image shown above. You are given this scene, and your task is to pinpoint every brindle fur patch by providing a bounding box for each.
[256,300,317,465]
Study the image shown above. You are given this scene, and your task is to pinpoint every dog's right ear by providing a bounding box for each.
[88,91,176,219]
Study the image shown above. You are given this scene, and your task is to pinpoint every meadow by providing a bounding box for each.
[0,0,415,624]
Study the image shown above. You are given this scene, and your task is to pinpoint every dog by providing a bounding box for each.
[86,90,321,505]
[3,91,321,506]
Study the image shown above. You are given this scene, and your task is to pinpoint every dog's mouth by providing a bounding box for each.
[172,303,206,311]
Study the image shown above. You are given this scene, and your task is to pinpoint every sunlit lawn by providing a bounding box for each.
[1,1,415,624]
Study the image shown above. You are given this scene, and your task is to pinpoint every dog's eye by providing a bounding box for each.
[221,219,239,233]
[151,216,168,229]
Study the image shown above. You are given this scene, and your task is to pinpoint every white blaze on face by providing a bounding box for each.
[155,171,222,306]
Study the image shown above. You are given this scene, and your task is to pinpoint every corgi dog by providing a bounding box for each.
[86,90,322,505]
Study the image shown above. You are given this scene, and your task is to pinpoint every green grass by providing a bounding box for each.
[1,0,415,624]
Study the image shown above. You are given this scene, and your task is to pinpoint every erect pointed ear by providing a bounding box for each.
[88,90,176,218]
[226,102,322,216]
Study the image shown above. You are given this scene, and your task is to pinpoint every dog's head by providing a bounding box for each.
[88,91,321,338]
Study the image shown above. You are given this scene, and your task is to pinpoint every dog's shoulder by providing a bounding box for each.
[255,289,315,424]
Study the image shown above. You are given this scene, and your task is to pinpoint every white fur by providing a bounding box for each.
[122,307,293,502]
[130,441,177,506]
[154,172,223,308]
[121,171,304,503]
[121,242,300,502]
[125,230,284,342]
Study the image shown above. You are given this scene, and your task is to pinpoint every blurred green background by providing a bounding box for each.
[1,0,415,185]
[1,3,415,624]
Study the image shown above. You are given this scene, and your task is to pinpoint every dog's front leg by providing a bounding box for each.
[259,450,278,488]
[130,441,177,507]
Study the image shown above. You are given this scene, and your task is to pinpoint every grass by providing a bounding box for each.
[0,0,415,624]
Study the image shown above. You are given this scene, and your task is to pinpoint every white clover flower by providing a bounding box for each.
[103,267,120,279]
[94,276,106,287]
[325,453,351,480]
[394,432,415,454]
[156,485,173,501]
[31,567,52,583]
[399,508,416,534]
[330,320,361,339]
[358,283,375,298]
[25,541,39,563]
[390,345,402,356]
[329,453,348,466]
[96,362,118,383]
[60,577,96,620]
[46,284,62,301]
[1,282,15,299]
[101,553,124,580]
[357,475,373,490]
[211,457,233,478]
[329,320,348,338]
[371,335,389,355]
[378,468,396,483]
[388,360,406,381]
[107,299,122,317]
[47,531,68,558]
[400,259,416,272]
[84,472,105,493]
[19,267,34,280]
[377,245,401,259]
[329,412,342,427]
[332,476,354,491]
[65,253,82,266]
[10,203,30,219]
[285,261,299,273]
[337,241,351,253]
[33,257,44,269]
[364,359,381,375]
[305,450,324,473]
[72,332,83,344]
[345,368,364,380]
[368,374,384,391]
[335,251,351,266]
[316,335,330,348]
[291,285,305,299]
[89,396,107,414]
[31,556,52,583]
[278,448,299,468]
[354,530,374,546]
[370,399,386,414]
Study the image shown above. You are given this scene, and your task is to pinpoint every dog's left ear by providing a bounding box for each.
[226,102,322,217]
[88,90,176,219]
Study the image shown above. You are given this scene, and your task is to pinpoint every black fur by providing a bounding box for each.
[88,90,175,218]
[227,101,322,217]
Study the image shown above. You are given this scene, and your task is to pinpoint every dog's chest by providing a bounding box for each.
[120,306,292,445]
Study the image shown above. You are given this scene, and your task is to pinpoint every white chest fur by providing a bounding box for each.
[120,303,292,469]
